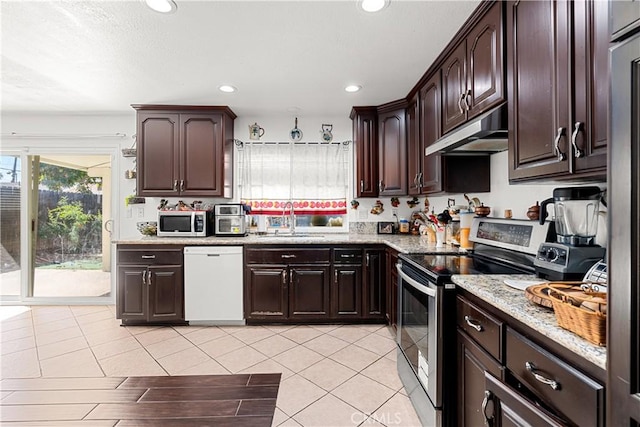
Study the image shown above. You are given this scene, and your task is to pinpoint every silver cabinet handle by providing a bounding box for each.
[458,93,466,114]
[464,315,483,332]
[379,180,385,192]
[141,255,156,259]
[281,254,296,259]
[464,89,472,111]
[554,127,567,161]
[366,253,370,267]
[180,180,185,191]
[282,270,287,286]
[418,172,423,187]
[360,180,364,193]
[173,180,179,191]
[481,390,493,426]
[525,362,560,390]
[340,254,355,258]
[147,271,152,286]
[334,270,338,283]
[142,270,147,285]
[571,121,585,158]
[413,174,419,188]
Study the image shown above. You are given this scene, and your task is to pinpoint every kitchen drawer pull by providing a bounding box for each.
[281,254,297,259]
[481,390,493,426]
[141,255,156,259]
[571,121,585,158]
[464,315,483,332]
[525,361,560,390]
[553,127,567,161]
[340,254,355,258]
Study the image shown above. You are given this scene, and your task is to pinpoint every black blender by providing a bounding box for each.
[534,186,606,280]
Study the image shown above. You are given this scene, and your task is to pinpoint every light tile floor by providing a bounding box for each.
[0,305,421,426]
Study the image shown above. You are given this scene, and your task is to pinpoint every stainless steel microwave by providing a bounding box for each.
[157,210,214,237]
[214,204,247,236]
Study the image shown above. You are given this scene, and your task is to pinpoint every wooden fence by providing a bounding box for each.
[0,185,102,271]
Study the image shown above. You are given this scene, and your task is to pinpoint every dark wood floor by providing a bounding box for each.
[0,373,281,426]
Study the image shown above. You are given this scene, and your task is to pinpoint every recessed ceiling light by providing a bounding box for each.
[218,85,237,93]
[360,0,389,13]
[345,85,362,93]
[145,0,177,13]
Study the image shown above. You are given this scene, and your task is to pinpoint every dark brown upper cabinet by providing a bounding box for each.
[611,0,640,41]
[133,105,236,198]
[507,0,608,182]
[442,1,505,135]
[407,95,421,196]
[350,107,378,198]
[377,102,407,196]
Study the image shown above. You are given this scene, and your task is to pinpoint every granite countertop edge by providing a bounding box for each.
[452,274,607,370]
[113,233,468,255]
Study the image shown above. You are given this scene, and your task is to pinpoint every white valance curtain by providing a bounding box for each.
[238,141,349,215]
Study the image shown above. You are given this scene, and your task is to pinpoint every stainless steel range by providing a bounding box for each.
[396,217,555,427]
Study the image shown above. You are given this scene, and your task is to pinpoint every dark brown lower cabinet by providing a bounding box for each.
[457,330,502,427]
[245,245,385,323]
[456,293,605,427]
[363,249,385,319]
[385,248,399,328]
[289,266,330,319]
[483,372,565,427]
[245,265,288,320]
[116,245,184,325]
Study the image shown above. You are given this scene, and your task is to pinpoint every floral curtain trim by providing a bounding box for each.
[243,199,347,215]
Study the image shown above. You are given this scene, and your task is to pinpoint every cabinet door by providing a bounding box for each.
[572,0,608,176]
[406,97,421,196]
[466,1,505,119]
[611,0,640,40]
[386,249,399,328]
[420,73,444,194]
[352,108,378,197]
[148,265,184,322]
[137,113,180,197]
[331,265,362,318]
[378,109,407,196]
[507,0,572,181]
[116,265,148,321]
[442,42,468,134]
[483,372,564,427]
[363,249,385,318]
[245,266,288,320]
[179,113,225,197]
[289,265,331,319]
[457,330,502,427]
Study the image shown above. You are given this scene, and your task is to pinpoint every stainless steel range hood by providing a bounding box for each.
[425,104,508,155]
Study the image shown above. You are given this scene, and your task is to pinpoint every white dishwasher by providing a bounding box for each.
[184,246,244,325]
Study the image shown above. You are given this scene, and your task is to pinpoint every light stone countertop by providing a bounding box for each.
[452,274,606,370]
[113,233,467,255]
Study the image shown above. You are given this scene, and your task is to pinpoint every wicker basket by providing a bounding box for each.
[547,283,607,347]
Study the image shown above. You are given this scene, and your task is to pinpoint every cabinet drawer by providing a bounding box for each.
[118,248,183,265]
[333,248,363,264]
[245,247,331,264]
[506,328,604,427]
[456,296,503,362]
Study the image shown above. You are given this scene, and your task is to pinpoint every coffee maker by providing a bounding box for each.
[534,186,606,280]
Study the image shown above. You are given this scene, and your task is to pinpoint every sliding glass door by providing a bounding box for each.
[0,151,114,303]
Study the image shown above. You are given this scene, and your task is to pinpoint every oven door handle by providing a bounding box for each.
[396,263,437,297]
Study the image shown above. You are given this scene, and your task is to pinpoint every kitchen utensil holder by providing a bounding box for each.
[547,283,607,346]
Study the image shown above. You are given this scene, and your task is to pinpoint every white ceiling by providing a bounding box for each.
[1,0,480,118]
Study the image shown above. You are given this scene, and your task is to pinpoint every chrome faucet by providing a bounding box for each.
[282,201,295,235]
